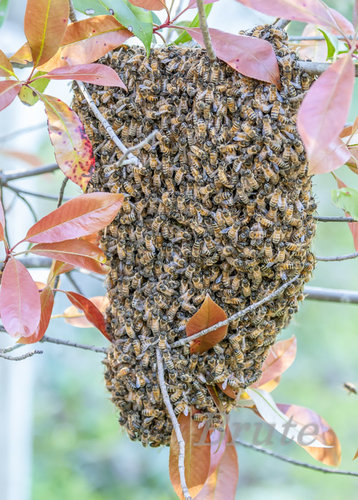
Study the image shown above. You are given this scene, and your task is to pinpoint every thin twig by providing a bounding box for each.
[7,186,38,222]
[117,131,157,167]
[314,216,358,223]
[298,60,358,77]
[196,0,216,61]
[290,35,353,41]
[57,177,69,208]
[75,81,141,165]
[0,164,59,182]
[156,349,192,500]
[41,335,107,354]
[0,350,43,361]
[236,439,358,477]
[3,184,68,202]
[273,19,291,30]
[315,251,358,262]
[171,276,299,349]
[304,286,358,304]
[0,343,24,354]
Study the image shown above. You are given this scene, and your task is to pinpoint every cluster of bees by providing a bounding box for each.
[72,25,316,447]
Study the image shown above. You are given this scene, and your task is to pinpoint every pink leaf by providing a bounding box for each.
[307,138,350,175]
[0,258,41,338]
[187,0,219,8]
[44,63,126,90]
[25,192,124,243]
[18,286,54,344]
[297,55,354,174]
[185,28,280,86]
[335,176,358,251]
[0,81,21,112]
[328,8,354,36]
[128,0,167,10]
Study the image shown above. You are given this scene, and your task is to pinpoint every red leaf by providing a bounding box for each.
[169,413,211,499]
[44,63,126,90]
[25,192,124,243]
[0,49,15,77]
[62,290,110,340]
[186,294,227,354]
[0,194,5,242]
[30,239,108,274]
[0,258,41,338]
[185,28,280,87]
[0,80,21,112]
[18,286,54,344]
[251,336,296,389]
[335,177,358,251]
[187,0,219,8]
[42,94,95,190]
[128,0,166,10]
[277,403,341,466]
[38,15,133,71]
[297,55,355,174]
[24,0,69,67]
[196,427,239,500]
[63,295,109,328]
[235,0,352,35]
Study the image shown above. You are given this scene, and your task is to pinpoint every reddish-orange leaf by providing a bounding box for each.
[353,449,358,460]
[38,15,133,71]
[29,238,108,274]
[185,28,280,87]
[169,413,211,499]
[63,296,109,328]
[278,404,341,466]
[251,336,297,389]
[0,49,15,77]
[42,94,95,190]
[128,0,166,10]
[10,43,33,66]
[0,149,42,167]
[0,258,41,338]
[62,290,111,341]
[0,194,5,242]
[297,55,354,175]
[25,192,124,244]
[186,294,227,354]
[24,0,69,67]
[81,231,100,246]
[335,177,358,251]
[18,286,54,344]
[0,80,22,112]
[44,63,126,89]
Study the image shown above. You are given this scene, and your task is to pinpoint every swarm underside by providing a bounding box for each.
[72,25,316,447]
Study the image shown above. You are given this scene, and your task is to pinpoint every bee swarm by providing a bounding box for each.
[72,25,316,448]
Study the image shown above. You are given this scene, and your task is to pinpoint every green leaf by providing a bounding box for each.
[73,0,153,55]
[332,187,358,220]
[173,3,213,45]
[317,28,338,60]
[0,0,10,28]
[18,72,50,106]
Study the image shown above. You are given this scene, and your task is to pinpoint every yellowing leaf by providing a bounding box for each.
[0,49,15,77]
[186,294,228,354]
[42,94,95,190]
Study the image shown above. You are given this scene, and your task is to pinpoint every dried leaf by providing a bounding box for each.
[277,404,341,466]
[0,49,14,77]
[297,55,354,174]
[334,177,358,251]
[169,413,211,499]
[25,192,124,243]
[63,295,109,327]
[10,43,33,67]
[0,258,41,338]
[38,15,133,71]
[128,0,166,10]
[185,28,280,87]
[298,25,327,62]
[217,382,237,399]
[251,336,296,389]
[186,294,227,354]
[353,449,358,460]
[63,290,110,340]
[30,238,108,274]
[44,63,126,89]
[0,80,21,112]
[18,286,54,344]
[42,94,95,189]
[24,0,69,67]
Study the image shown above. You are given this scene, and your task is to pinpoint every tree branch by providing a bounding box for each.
[236,439,358,477]
[273,19,291,30]
[18,256,53,268]
[0,350,43,361]
[304,286,358,304]
[0,123,46,142]
[290,35,353,41]
[0,163,59,182]
[315,251,358,262]
[40,335,107,354]
[297,60,358,77]
[156,348,192,500]
[3,184,67,202]
[171,276,299,348]
[314,216,357,223]
[117,131,157,167]
[196,0,216,61]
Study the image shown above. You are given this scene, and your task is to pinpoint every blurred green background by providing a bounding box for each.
[1,0,357,498]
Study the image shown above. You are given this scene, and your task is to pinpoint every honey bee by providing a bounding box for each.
[118,366,130,377]
[249,223,265,240]
[300,72,310,91]
[242,278,251,297]
[272,227,282,244]
[175,401,189,416]
[271,101,281,120]
[262,115,273,136]
[242,120,257,138]
[343,382,357,395]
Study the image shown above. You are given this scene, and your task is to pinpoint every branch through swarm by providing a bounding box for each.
[297,60,358,77]
[196,0,216,62]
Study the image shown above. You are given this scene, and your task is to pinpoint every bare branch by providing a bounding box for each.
[236,439,358,477]
[0,123,46,142]
[75,81,141,166]
[304,286,358,305]
[316,251,358,262]
[156,348,192,500]
[171,276,299,349]
[297,60,358,77]
[0,163,59,182]
[57,177,69,208]
[117,131,157,167]
[273,19,291,30]
[40,335,108,354]
[196,0,216,62]
[315,216,357,223]
[3,184,68,202]
[7,185,38,222]
[0,350,43,361]
[0,343,24,354]
[18,256,52,268]
[290,35,353,41]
